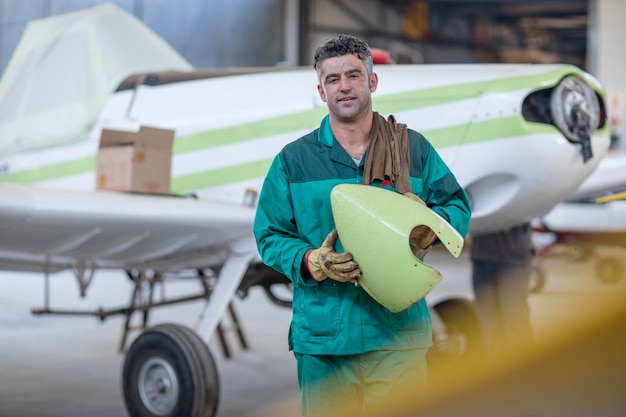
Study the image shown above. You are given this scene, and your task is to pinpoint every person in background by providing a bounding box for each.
[470,222,535,361]
[253,34,471,417]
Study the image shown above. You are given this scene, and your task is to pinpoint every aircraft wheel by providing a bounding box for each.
[595,257,624,284]
[122,323,219,417]
[529,266,546,294]
[429,298,483,371]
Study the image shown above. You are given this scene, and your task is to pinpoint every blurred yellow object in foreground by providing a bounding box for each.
[394,291,626,417]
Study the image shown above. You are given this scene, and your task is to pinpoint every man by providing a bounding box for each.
[470,222,535,361]
[253,34,471,417]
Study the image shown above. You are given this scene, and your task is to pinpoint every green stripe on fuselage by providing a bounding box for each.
[173,66,575,154]
[0,66,590,186]
[0,117,561,186]
[170,116,561,193]
[171,159,273,193]
[0,157,95,184]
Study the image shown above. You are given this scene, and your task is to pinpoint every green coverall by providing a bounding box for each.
[253,115,471,416]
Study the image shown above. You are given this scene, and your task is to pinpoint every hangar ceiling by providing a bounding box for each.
[307,0,589,67]
[388,0,588,63]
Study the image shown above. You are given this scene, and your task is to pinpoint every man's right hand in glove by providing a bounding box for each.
[305,230,361,284]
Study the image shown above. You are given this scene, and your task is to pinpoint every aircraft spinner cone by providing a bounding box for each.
[331,184,464,312]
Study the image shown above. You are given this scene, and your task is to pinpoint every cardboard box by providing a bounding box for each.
[96,126,175,195]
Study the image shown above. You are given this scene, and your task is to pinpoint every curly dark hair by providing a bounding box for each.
[313,34,373,80]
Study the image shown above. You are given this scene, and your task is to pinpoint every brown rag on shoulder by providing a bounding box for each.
[362,112,411,194]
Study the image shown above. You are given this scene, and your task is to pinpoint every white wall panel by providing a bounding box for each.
[589,0,626,149]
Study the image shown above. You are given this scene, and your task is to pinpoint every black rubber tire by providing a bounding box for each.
[595,257,624,284]
[122,323,219,417]
[431,298,484,364]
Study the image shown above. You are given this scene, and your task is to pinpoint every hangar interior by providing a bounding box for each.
[0,0,624,142]
[0,3,624,417]
[0,0,594,68]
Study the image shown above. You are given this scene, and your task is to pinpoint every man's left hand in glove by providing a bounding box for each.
[404,192,437,260]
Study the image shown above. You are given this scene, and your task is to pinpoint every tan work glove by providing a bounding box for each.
[306,230,361,283]
[404,193,437,260]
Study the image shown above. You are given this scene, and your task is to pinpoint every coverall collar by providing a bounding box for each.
[319,115,365,167]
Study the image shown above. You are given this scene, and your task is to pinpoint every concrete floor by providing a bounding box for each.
[0,245,625,417]
[0,269,299,417]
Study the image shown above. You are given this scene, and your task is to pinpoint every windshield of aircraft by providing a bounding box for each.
[115,67,299,92]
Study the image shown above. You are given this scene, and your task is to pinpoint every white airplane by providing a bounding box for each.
[0,4,612,417]
[533,149,626,285]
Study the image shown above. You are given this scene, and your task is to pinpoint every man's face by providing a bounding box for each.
[317,53,378,123]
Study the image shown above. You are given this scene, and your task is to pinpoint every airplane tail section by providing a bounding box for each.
[0,3,192,158]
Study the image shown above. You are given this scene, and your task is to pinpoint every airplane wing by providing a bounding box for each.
[535,149,626,236]
[540,199,626,233]
[565,149,626,202]
[532,150,626,285]
[0,183,258,274]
